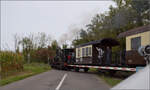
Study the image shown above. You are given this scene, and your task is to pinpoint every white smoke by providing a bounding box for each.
[58,24,80,47]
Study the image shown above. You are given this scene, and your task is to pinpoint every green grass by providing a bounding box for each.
[89,68,98,72]
[89,68,122,87]
[24,63,51,73]
[98,75,122,87]
[0,63,51,86]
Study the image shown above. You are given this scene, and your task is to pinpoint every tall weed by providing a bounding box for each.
[0,51,24,78]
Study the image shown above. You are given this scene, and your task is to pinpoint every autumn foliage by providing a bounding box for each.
[31,46,56,63]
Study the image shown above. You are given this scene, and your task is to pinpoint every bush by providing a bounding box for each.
[0,51,24,78]
[31,47,55,63]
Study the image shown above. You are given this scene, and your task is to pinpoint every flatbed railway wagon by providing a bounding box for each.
[51,38,147,73]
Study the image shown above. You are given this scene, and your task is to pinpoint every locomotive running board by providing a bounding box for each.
[68,65,136,72]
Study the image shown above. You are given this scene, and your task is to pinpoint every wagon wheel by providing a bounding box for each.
[84,68,89,72]
[108,70,116,76]
[75,67,79,72]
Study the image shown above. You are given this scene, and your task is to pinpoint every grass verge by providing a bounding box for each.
[89,68,123,87]
[0,63,51,86]
[98,74,122,87]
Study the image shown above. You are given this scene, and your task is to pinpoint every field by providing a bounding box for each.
[0,63,51,86]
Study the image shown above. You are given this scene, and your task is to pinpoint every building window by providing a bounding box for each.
[131,37,141,50]
[82,48,85,57]
[89,47,92,56]
[78,49,80,57]
[86,47,88,56]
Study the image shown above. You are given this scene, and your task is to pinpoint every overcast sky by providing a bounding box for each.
[1,1,116,51]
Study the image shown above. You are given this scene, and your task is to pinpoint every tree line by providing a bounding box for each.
[72,0,150,52]
[13,32,59,64]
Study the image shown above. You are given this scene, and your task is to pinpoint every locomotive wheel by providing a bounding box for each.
[84,68,89,72]
[60,66,64,70]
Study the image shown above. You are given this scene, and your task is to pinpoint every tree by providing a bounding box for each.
[62,44,68,49]
[16,33,54,63]
[113,0,150,26]
[19,37,33,63]
[71,0,150,50]
[37,32,52,49]
[130,0,150,26]
[51,40,59,50]
[14,34,20,53]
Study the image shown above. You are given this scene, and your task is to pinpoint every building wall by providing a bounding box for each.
[126,31,150,51]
